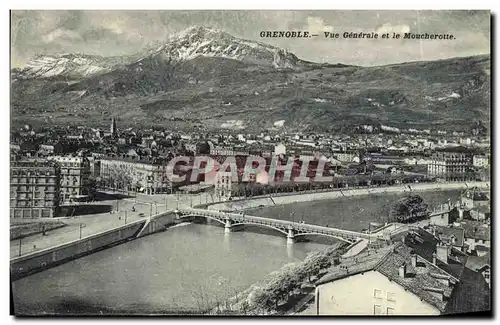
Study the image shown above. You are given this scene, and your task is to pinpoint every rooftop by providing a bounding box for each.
[462,221,490,241]
[376,244,456,313]
[316,243,458,313]
[434,225,465,247]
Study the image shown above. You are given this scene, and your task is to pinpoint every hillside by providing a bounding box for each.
[10,26,490,133]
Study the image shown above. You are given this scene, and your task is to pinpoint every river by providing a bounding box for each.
[12,189,461,315]
[12,222,328,315]
[251,189,462,231]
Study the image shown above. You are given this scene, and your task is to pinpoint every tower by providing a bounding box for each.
[110,118,117,136]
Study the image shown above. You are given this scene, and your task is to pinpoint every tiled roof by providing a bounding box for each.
[376,244,456,313]
[316,243,458,313]
[401,227,467,280]
[465,253,490,271]
[462,221,490,241]
[434,225,465,247]
[315,246,393,285]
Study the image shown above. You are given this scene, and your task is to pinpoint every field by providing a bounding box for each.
[251,190,461,232]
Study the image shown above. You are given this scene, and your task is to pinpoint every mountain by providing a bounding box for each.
[11,53,141,80]
[10,26,490,133]
[153,26,307,68]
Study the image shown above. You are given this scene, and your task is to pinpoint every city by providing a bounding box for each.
[10,10,491,317]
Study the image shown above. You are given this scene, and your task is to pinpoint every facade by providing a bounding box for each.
[473,154,489,168]
[48,156,92,203]
[333,151,359,163]
[99,156,172,194]
[274,143,286,156]
[462,221,490,255]
[314,244,454,315]
[210,146,249,156]
[10,160,60,218]
[214,170,233,200]
[460,188,490,210]
[427,149,473,180]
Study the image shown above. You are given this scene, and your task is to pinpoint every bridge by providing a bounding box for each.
[175,208,387,244]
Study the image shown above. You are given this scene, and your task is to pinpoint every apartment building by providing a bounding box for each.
[214,170,233,201]
[427,148,474,181]
[99,155,172,194]
[48,156,92,203]
[10,160,60,218]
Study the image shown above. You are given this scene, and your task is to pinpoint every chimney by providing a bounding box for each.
[401,235,405,244]
[450,235,457,246]
[436,243,450,264]
[432,252,437,264]
[411,253,417,267]
[399,262,407,278]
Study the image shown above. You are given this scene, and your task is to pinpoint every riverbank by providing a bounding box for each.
[208,242,348,315]
[208,182,489,212]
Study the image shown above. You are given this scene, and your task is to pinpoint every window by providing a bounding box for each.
[374,305,382,315]
[387,307,395,315]
[374,289,383,299]
[387,292,396,302]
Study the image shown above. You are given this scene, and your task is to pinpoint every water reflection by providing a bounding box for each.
[13,223,328,315]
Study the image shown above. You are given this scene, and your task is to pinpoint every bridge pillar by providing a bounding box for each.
[287,227,295,245]
[224,218,233,233]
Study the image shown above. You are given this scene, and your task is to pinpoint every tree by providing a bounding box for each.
[303,251,331,282]
[389,194,429,223]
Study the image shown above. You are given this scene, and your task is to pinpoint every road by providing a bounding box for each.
[9,190,223,259]
[10,181,487,259]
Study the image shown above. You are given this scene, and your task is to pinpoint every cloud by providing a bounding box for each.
[42,28,83,44]
[306,17,334,34]
[375,23,411,35]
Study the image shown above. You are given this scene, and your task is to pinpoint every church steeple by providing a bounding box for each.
[110,117,117,136]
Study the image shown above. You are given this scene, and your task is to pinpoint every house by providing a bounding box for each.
[431,225,465,251]
[314,244,460,315]
[429,207,461,226]
[392,227,490,313]
[465,253,491,288]
[460,188,489,210]
[462,221,490,256]
[472,155,489,168]
[274,143,286,156]
[469,206,490,221]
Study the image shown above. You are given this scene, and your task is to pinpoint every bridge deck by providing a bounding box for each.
[178,208,373,240]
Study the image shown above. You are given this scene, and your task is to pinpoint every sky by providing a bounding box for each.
[11,10,490,67]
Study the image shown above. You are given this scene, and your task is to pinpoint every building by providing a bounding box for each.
[333,151,360,164]
[274,143,286,156]
[427,148,474,181]
[462,221,490,256]
[392,227,490,313]
[314,244,460,315]
[466,253,491,289]
[460,188,490,210]
[99,156,172,194]
[48,156,92,203]
[110,117,117,136]
[214,170,233,201]
[10,159,60,218]
[472,155,489,168]
[431,225,465,251]
[469,206,490,221]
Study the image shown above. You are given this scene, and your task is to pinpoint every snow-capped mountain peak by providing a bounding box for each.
[13,53,136,80]
[152,25,300,68]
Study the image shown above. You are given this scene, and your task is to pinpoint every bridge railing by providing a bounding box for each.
[179,208,372,239]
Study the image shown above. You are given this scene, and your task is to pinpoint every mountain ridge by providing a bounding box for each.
[10,27,491,133]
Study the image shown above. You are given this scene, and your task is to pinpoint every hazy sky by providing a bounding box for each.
[11,10,490,67]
